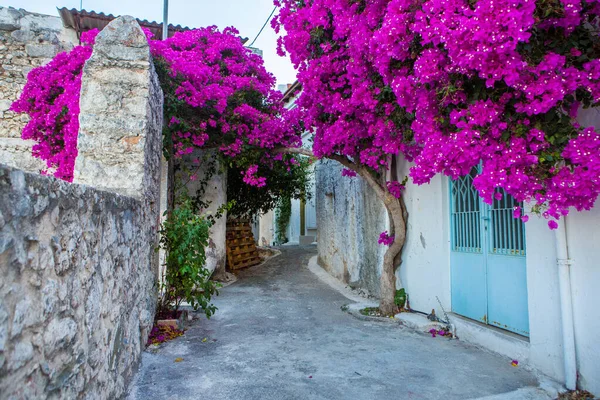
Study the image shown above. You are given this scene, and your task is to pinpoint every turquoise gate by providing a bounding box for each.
[449,170,529,336]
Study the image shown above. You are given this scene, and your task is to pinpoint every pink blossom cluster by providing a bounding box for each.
[378,231,395,246]
[150,26,302,187]
[10,29,99,181]
[13,26,300,187]
[341,168,357,177]
[274,0,600,228]
[387,181,405,199]
[242,164,267,187]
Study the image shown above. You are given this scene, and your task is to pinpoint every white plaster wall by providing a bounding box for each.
[396,158,452,314]
[316,158,387,295]
[525,213,564,382]
[525,204,600,394]
[201,168,227,275]
[566,106,600,393]
[259,210,274,246]
[181,153,227,275]
[315,157,450,306]
[565,208,600,393]
[288,197,301,244]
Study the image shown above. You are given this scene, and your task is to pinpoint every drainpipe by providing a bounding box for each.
[555,218,577,390]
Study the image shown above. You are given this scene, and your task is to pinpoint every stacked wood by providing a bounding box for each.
[226,219,261,270]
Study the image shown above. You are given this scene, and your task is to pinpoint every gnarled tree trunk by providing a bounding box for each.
[379,194,408,315]
[355,164,408,316]
[279,147,409,316]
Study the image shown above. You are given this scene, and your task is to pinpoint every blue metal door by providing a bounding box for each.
[450,171,529,336]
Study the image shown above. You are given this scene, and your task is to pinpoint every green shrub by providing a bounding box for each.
[158,199,220,318]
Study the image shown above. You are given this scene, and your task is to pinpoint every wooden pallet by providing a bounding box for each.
[226,219,261,270]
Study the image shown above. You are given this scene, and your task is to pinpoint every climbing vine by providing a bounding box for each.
[275,195,292,244]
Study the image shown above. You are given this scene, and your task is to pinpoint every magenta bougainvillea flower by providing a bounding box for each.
[341,168,357,177]
[12,25,300,187]
[10,29,99,181]
[387,181,405,199]
[378,231,395,246]
[242,164,267,187]
[273,0,600,229]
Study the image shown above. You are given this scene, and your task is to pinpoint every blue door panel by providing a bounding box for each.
[487,254,530,336]
[450,174,529,337]
[451,252,487,323]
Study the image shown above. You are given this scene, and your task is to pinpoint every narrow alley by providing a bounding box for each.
[128,246,541,400]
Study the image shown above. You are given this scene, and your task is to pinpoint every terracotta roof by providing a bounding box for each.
[57,7,192,40]
[282,80,302,104]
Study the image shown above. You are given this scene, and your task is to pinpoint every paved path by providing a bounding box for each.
[128,246,541,400]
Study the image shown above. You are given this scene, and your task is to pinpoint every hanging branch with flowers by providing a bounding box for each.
[12,24,309,215]
[10,29,99,181]
[150,26,309,212]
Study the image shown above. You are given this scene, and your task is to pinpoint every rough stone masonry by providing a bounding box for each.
[0,16,163,399]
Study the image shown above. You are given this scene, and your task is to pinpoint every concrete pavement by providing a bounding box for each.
[127,246,544,400]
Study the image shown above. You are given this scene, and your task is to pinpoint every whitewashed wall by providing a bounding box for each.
[180,152,227,276]
[395,158,452,314]
[288,198,301,244]
[566,207,600,393]
[258,210,274,246]
[522,105,600,393]
[315,159,387,296]
[525,205,600,394]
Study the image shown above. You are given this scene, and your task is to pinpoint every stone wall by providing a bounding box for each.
[0,16,163,399]
[0,7,78,173]
[73,16,163,201]
[315,159,387,297]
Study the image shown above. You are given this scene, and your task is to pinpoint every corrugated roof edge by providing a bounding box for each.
[58,7,249,43]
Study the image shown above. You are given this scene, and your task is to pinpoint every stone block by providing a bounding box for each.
[43,318,77,355]
[10,341,33,370]
[11,29,33,42]
[25,43,57,58]
[0,99,12,111]
[0,304,8,352]
[11,299,42,338]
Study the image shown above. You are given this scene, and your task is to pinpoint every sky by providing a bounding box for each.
[7,0,297,87]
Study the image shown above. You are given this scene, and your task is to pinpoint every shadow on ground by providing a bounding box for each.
[127,246,539,400]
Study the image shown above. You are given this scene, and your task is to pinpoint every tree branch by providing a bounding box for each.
[277,147,386,199]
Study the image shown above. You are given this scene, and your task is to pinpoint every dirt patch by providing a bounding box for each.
[557,390,597,400]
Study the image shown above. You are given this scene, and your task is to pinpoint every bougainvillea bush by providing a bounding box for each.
[273,0,600,313]
[12,25,304,191]
[273,0,600,228]
[152,26,302,194]
[151,26,310,217]
[10,29,99,181]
